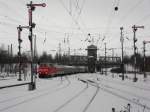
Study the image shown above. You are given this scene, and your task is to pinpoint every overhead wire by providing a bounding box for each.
[73,2,102,45]
[0,1,28,42]
[71,0,88,40]
[75,0,79,11]
[0,21,18,29]
[72,0,89,42]
[0,31,16,36]
[116,0,120,7]
[74,0,86,19]
[58,0,85,33]
[134,13,150,25]
[112,0,149,53]
[0,0,26,20]
[59,0,89,49]
[35,24,87,42]
[100,0,118,50]
[117,0,145,26]
[2,0,148,55]
[104,0,123,44]
[0,15,25,26]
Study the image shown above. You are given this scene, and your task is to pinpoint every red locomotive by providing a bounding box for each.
[38,63,87,78]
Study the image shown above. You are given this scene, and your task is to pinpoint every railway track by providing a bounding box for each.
[0,80,62,104]
[82,81,99,112]
[53,82,88,112]
[53,78,100,112]
[99,82,150,103]
[80,78,150,111]
[99,77,150,92]
[0,77,71,112]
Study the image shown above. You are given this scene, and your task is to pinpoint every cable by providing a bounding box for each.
[135,13,150,24]
[71,0,88,43]
[0,15,24,24]
[104,0,118,42]
[58,0,87,34]
[0,20,18,27]
[75,0,86,19]
[0,0,26,20]
[117,0,145,25]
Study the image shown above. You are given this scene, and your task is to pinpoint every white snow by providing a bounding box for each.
[0,73,150,112]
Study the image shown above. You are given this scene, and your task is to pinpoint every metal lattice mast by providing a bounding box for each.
[120,27,124,80]
[132,25,144,82]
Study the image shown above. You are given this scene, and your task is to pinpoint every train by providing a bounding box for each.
[37,63,88,78]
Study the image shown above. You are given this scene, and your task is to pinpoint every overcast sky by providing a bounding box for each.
[0,0,150,57]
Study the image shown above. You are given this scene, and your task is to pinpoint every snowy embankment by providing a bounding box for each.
[0,73,150,112]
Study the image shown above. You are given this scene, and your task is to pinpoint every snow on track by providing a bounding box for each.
[0,73,150,112]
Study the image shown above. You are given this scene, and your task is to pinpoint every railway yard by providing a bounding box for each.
[0,73,150,112]
[1,0,150,112]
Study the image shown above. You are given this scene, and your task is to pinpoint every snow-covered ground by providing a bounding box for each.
[0,72,150,112]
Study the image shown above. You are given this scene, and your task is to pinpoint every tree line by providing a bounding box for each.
[0,48,150,72]
[0,49,70,65]
[123,53,150,72]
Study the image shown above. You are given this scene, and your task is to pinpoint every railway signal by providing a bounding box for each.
[143,40,150,79]
[132,25,144,82]
[27,1,46,90]
[17,25,29,81]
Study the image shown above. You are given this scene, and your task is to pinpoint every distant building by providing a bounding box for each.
[98,56,121,67]
[69,55,87,65]
[98,56,121,63]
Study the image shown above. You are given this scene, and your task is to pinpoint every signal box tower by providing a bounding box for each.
[86,45,97,73]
